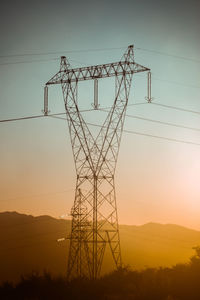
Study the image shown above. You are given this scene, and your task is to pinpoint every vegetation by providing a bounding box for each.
[1,247,200,300]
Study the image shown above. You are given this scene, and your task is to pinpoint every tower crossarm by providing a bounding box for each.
[46,61,149,85]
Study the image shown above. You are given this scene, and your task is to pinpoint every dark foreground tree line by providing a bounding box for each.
[1,247,200,300]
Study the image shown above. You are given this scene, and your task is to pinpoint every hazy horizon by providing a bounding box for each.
[2,210,200,232]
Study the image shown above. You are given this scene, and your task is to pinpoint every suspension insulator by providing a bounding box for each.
[147,71,152,103]
[93,78,99,110]
[44,86,48,116]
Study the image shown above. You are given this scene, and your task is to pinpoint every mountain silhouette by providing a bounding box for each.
[0,211,200,283]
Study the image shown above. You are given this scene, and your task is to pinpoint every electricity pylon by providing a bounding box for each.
[45,45,150,280]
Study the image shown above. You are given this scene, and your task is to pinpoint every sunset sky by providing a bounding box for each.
[1,0,200,230]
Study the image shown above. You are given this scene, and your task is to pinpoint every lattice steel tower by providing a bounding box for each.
[45,45,150,280]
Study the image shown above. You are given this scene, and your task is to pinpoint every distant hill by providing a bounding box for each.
[0,211,200,283]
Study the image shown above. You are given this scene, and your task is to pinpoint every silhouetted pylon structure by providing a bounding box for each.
[45,45,150,279]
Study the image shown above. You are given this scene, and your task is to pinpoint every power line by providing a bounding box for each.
[0,57,88,67]
[135,47,200,64]
[55,112,200,134]
[135,72,200,90]
[0,114,45,122]
[0,108,96,123]
[1,46,199,64]
[0,58,59,66]
[1,103,200,146]
[0,58,93,67]
[124,129,200,147]
[150,102,200,115]
[86,122,200,147]
[125,114,200,132]
[0,103,147,123]
[99,107,200,132]
[0,47,126,59]
[152,76,200,89]
[1,48,199,91]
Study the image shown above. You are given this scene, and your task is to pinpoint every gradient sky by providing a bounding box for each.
[1,0,200,229]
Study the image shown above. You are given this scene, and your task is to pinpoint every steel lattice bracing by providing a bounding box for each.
[45,45,150,280]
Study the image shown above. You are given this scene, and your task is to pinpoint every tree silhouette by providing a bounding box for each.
[1,247,200,300]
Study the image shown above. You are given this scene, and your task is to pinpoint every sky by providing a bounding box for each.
[0,0,200,230]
